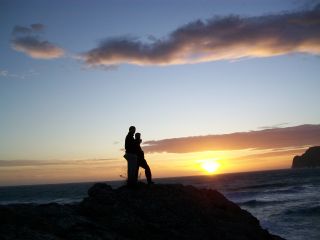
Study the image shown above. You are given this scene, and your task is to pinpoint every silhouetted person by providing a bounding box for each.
[134,133,154,184]
[124,126,138,187]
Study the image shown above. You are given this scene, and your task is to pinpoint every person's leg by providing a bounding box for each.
[145,164,152,184]
[129,155,138,186]
[125,154,137,186]
[140,160,153,184]
[135,162,140,182]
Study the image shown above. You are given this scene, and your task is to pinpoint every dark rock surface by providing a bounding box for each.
[0,183,284,240]
[292,146,320,168]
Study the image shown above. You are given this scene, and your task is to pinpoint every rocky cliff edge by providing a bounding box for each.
[0,183,285,240]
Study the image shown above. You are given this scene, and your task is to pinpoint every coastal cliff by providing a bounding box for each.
[0,183,284,240]
[292,146,320,168]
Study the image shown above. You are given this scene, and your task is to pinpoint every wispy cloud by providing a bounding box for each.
[0,69,39,79]
[83,4,320,67]
[258,122,290,130]
[143,124,320,153]
[0,70,8,77]
[12,23,45,34]
[233,148,307,162]
[0,158,116,167]
[11,24,64,59]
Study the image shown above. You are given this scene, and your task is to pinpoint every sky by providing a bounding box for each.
[0,0,320,186]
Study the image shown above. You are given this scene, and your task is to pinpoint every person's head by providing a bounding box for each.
[129,126,136,134]
[135,132,141,140]
[135,132,142,143]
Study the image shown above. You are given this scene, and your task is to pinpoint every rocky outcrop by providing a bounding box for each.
[0,183,284,240]
[292,146,320,168]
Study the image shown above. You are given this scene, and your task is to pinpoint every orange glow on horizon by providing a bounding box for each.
[0,148,307,186]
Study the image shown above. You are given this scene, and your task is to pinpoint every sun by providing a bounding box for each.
[201,159,220,174]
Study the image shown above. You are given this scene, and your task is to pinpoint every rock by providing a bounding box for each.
[292,146,320,168]
[0,183,285,240]
[88,183,113,197]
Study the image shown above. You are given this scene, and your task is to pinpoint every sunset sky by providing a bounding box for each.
[1,0,320,186]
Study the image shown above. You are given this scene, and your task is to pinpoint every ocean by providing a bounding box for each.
[0,168,319,240]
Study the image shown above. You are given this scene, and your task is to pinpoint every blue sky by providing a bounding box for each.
[0,0,319,185]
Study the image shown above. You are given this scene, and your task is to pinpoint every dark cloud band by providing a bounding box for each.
[143,124,320,153]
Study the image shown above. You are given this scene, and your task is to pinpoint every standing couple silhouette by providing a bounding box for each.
[124,126,153,187]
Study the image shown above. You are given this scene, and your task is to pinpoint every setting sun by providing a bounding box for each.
[200,159,220,174]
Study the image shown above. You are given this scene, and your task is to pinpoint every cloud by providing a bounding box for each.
[258,122,289,130]
[0,158,117,167]
[233,148,307,162]
[12,37,64,59]
[143,124,320,153]
[0,69,39,79]
[0,70,8,77]
[83,5,320,67]
[12,23,45,35]
[30,23,45,32]
[11,24,64,59]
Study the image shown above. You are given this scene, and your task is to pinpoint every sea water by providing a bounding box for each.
[0,168,319,240]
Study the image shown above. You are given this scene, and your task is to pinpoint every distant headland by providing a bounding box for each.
[292,146,320,168]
